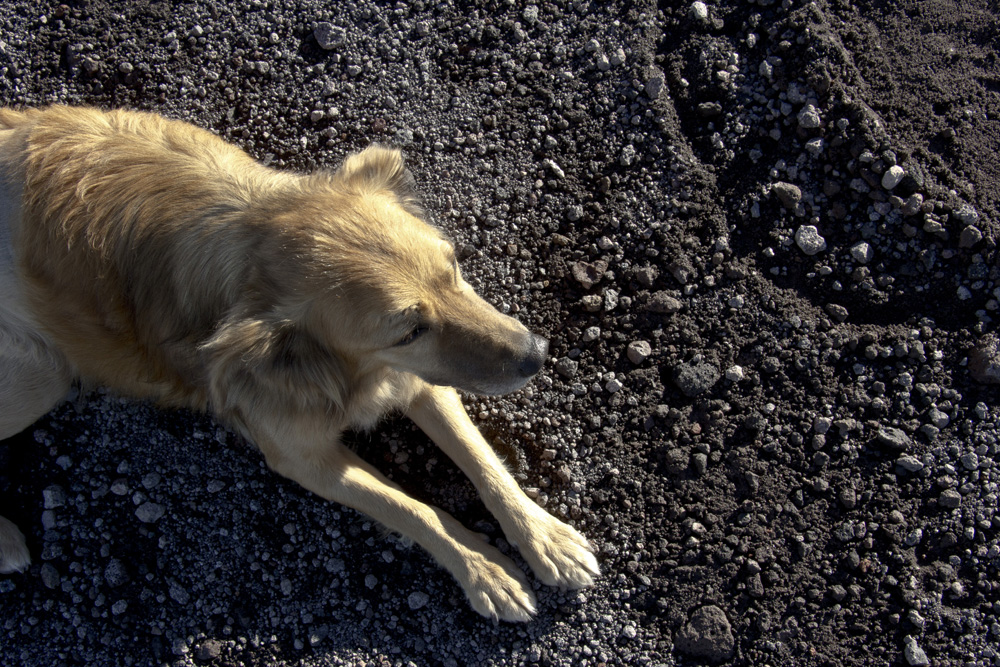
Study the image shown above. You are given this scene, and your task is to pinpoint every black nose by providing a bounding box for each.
[518,334,549,377]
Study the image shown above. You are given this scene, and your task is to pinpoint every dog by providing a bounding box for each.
[0,106,598,622]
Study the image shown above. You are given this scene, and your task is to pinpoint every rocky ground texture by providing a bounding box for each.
[2,1,999,665]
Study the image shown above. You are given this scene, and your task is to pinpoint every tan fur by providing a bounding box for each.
[0,106,598,620]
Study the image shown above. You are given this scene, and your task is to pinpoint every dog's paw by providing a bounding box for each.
[459,543,537,623]
[0,516,30,574]
[515,509,599,590]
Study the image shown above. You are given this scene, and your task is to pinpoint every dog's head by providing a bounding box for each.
[305,145,548,396]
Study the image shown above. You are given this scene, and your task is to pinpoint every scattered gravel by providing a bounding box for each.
[1,1,999,667]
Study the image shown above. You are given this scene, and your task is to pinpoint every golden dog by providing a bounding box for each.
[0,106,598,621]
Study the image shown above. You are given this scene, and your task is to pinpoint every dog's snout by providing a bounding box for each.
[518,334,548,378]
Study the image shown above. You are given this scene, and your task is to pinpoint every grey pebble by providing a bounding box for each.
[797,104,822,129]
[647,291,682,314]
[674,358,720,397]
[896,455,924,473]
[555,357,579,379]
[40,563,60,589]
[571,260,607,289]
[795,225,827,255]
[135,502,166,523]
[42,486,66,509]
[772,182,802,208]
[881,165,904,190]
[959,225,982,248]
[939,489,962,509]
[676,605,735,662]
[314,22,346,50]
[104,559,129,588]
[876,427,912,451]
[969,335,1000,384]
[627,340,651,364]
[903,635,930,666]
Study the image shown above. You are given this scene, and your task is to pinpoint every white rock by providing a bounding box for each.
[795,225,827,255]
[903,636,930,666]
[797,104,822,129]
[690,1,709,21]
[881,165,904,190]
[850,241,874,264]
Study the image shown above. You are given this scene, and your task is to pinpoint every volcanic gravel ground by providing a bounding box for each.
[1,1,999,666]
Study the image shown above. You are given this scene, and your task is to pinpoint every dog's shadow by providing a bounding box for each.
[1,392,574,664]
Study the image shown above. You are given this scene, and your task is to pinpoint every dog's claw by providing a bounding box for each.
[515,509,600,590]
[460,543,538,623]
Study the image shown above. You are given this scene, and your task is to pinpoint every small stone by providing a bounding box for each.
[690,1,709,22]
[876,427,912,451]
[135,502,165,523]
[900,193,924,216]
[194,640,223,662]
[805,137,824,156]
[169,579,190,605]
[310,109,325,122]
[797,104,822,129]
[42,486,66,509]
[627,341,652,365]
[676,605,735,662]
[581,294,603,312]
[772,182,802,208]
[407,591,430,610]
[927,408,950,429]
[543,159,565,179]
[960,452,979,470]
[674,358,720,397]
[634,265,658,287]
[939,489,961,509]
[647,291,682,314]
[314,22,346,50]
[582,326,600,342]
[725,365,744,382]
[882,165,905,190]
[40,563,60,589]
[825,303,849,323]
[895,455,924,473]
[969,335,1000,384]
[571,260,607,289]
[104,559,130,588]
[955,203,979,225]
[692,453,708,476]
[903,635,930,666]
[605,378,623,393]
[555,358,579,379]
[645,69,665,99]
[850,242,874,264]
[795,225,827,255]
[959,225,982,248]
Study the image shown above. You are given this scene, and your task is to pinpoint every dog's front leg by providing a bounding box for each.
[246,418,537,623]
[407,384,600,591]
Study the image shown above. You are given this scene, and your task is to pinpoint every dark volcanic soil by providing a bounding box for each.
[2,1,999,666]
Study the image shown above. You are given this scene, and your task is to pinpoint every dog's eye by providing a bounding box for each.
[395,326,428,347]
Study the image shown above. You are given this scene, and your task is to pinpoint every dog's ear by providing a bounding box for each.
[200,315,349,418]
[334,144,423,217]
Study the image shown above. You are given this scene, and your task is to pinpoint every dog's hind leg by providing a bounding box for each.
[0,335,72,573]
[247,417,538,623]
[407,384,600,592]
